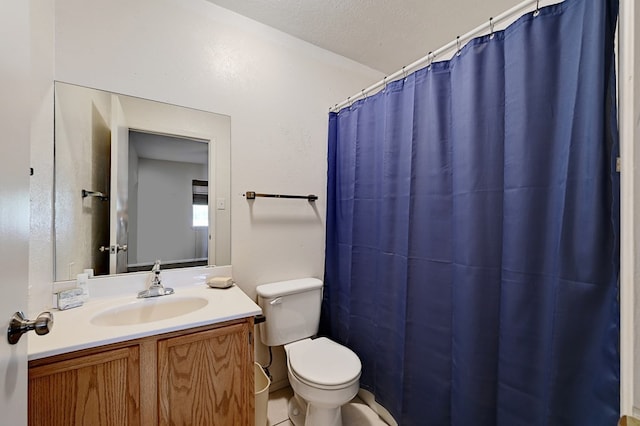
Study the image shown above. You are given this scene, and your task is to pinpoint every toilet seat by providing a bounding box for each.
[287,337,361,389]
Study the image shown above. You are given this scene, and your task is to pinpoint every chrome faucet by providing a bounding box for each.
[137,260,174,298]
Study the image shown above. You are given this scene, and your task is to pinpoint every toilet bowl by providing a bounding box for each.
[284,338,361,426]
[256,278,363,426]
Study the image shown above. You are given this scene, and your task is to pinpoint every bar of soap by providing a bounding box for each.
[207,276,234,289]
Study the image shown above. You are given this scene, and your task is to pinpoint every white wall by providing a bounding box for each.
[28,0,382,388]
[28,0,55,317]
[135,157,207,264]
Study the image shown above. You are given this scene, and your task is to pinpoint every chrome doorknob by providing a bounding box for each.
[7,311,53,345]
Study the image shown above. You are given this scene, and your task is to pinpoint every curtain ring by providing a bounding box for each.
[456,36,462,56]
[383,76,388,91]
[427,51,434,69]
[489,17,495,39]
[402,66,408,81]
[533,0,540,17]
[361,89,367,101]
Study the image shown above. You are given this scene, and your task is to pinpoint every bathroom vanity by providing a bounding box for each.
[29,318,253,425]
[27,269,261,426]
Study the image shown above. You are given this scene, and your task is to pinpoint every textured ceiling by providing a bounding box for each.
[206,0,528,74]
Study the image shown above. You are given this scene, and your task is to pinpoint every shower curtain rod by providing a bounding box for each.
[329,0,554,113]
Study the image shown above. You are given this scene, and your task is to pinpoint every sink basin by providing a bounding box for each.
[91,296,209,327]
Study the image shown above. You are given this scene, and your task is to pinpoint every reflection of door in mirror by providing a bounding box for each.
[111,96,128,274]
[126,131,209,272]
[91,105,111,276]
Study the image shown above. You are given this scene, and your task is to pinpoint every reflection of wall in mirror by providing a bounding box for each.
[127,130,209,270]
[130,156,208,267]
[54,84,112,280]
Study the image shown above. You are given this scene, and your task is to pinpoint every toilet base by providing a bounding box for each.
[288,393,343,426]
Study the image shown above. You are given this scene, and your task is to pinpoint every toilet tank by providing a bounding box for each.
[256,278,323,347]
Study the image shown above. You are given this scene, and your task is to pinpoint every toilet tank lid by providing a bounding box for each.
[256,278,322,299]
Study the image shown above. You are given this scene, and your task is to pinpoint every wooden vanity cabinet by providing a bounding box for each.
[28,318,255,426]
[29,345,140,425]
[158,322,253,425]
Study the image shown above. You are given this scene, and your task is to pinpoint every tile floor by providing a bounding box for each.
[267,387,389,426]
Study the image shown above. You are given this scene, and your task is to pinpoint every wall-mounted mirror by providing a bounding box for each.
[54,82,231,281]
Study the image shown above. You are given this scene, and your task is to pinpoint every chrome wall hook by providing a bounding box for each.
[82,189,109,201]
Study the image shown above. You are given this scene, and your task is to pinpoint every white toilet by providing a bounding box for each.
[257,278,362,426]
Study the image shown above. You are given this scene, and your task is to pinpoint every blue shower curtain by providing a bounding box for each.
[322,0,619,425]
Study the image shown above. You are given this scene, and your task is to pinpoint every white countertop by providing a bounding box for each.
[29,270,261,360]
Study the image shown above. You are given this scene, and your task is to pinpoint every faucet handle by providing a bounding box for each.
[137,259,173,298]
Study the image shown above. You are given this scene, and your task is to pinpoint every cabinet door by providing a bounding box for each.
[158,322,253,426]
[29,346,140,426]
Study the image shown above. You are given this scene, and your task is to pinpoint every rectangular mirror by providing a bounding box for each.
[54,82,231,281]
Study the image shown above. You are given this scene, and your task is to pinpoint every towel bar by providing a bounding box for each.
[245,191,318,202]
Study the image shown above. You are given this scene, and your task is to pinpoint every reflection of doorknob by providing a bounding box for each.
[7,311,53,344]
[99,245,127,254]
